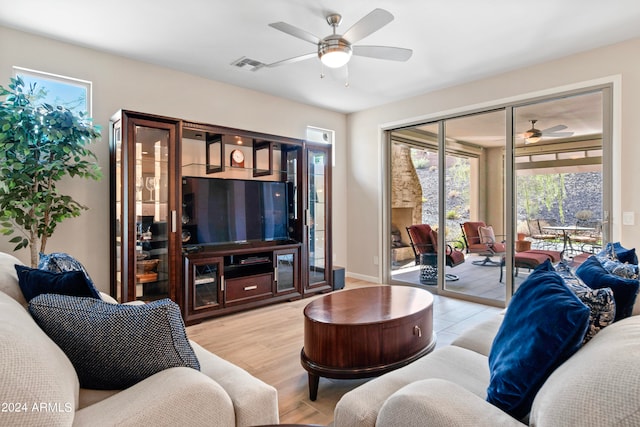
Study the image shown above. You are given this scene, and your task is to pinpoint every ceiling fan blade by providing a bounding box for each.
[541,124,568,134]
[342,8,394,44]
[544,131,575,138]
[269,22,321,45]
[352,45,413,61]
[265,52,317,68]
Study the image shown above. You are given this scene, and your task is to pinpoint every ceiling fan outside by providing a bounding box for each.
[523,119,574,143]
[264,8,413,69]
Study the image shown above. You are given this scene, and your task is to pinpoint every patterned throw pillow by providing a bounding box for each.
[554,261,616,342]
[38,252,97,290]
[29,294,200,390]
[597,258,638,280]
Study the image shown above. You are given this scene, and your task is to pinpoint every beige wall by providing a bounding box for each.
[0,26,348,292]
[347,37,640,282]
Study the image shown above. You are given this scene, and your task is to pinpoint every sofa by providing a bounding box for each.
[0,252,279,426]
[334,255,640,426]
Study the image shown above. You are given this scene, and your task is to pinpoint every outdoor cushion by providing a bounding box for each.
[487,263,590,419]
[14,265,101,302]
[479,226,496,244]
[576,256,639,321]
[29,294,200,390]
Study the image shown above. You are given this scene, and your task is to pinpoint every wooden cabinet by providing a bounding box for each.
[111,111,332,322]
[182,244,302,324]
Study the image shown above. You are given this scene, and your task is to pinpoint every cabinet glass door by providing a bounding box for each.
[275,249,298,293]
[193,260,221,309]
[134,125,171,301]
[307,148,328,287]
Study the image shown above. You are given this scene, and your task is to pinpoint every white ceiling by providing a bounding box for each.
[2,1,640,115]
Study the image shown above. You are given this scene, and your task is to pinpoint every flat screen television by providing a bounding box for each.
[182,177,290,246]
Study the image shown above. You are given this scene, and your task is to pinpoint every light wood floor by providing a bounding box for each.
[186,278,502,426]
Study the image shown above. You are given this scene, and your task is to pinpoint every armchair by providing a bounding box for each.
[460,221,506,266]
[406,224,465,283]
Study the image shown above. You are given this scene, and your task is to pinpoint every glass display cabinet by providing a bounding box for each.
[110,110,180,304]
[305,143,332,293]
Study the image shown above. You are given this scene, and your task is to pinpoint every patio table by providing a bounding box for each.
[542,225,595,254]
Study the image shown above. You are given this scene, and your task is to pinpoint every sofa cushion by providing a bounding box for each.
[554,260,616,342]
[334,345,490,427]
[576,256,639,321]
[0,252,27,306]
[29,294,200,390]
[0,291,78,425]
[530,315,640,426]
[487,263,590,419]
[15,265,101,302]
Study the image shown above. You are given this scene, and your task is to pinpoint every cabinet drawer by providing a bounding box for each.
[225,273,273,305]
[380,310,433,364]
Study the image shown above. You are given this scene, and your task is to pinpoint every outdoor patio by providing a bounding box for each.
[390,241,590,302]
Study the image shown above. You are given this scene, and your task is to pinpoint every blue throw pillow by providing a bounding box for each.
[487,263,590,419]
[576,255,639,321]
[38,252,97,290]
[15,265,101,302]
[597,242,638,264]
[29,294,200,390]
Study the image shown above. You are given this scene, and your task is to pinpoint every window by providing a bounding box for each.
[13,67,92,115]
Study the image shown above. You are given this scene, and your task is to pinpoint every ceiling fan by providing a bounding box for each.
[264,8,412,70]
[523,120,574,143]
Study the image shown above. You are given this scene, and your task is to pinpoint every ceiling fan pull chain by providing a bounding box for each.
[345,64,350,87]
[320,62,325,79]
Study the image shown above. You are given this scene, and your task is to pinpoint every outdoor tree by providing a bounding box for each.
[0,76,102,266]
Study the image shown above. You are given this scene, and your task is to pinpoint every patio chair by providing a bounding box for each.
[406,224,465,283]
[460,221,506,266]
[526,219,558,249]
[570,220,602,254]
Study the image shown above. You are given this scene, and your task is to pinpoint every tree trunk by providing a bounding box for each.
[29,233,39,268]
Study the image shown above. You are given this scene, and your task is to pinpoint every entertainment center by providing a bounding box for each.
[110,110,332,323]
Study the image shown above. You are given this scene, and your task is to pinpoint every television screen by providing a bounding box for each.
[183,177,289,245]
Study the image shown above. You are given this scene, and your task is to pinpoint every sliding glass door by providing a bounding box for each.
[388,86,609,306]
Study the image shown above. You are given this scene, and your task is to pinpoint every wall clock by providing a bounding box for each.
[230,149,245,168]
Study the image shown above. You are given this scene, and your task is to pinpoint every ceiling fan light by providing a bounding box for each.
[525,135,542,143]
[524,120,542,143]
[321,50,351,68]
[319,36,352,68]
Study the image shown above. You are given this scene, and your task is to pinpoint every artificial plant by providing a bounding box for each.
[0,76,102,266]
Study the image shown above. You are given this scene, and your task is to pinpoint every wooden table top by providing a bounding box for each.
[303,285,434,325]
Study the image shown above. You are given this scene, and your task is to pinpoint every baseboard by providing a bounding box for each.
[346,271,381,284]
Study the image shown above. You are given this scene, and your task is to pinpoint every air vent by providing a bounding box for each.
[231,57,265,72]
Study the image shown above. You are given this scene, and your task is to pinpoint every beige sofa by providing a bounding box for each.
[0,252,278,426]
[335,303,640,426]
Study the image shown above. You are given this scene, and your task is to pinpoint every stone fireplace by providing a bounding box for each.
[391,143,423,265]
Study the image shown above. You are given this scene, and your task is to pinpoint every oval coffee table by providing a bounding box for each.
[301,285,436,400]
